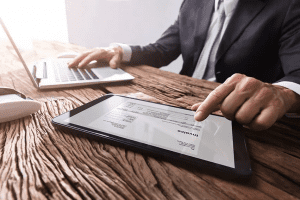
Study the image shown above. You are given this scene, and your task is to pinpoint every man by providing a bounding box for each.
[69,0,300,131]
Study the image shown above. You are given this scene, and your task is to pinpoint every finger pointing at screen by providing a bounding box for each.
[191,73,300,131]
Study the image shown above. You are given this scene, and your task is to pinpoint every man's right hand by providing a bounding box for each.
[68,46,123,69]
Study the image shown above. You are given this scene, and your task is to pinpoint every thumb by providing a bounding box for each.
[109,52,122,69]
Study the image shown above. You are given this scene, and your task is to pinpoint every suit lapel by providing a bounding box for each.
[216,0,267,62]
[192,0,215,68]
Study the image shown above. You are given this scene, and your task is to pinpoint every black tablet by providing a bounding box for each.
[52,94,252,178]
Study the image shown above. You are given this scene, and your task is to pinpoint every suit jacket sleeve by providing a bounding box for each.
[127,1,187,68]
[272,0,300,84]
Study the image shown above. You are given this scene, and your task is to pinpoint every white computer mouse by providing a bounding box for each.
[0,88,41,123]
[56,52,79,58]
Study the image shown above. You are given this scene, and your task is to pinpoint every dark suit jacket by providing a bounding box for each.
[128,0,300,84]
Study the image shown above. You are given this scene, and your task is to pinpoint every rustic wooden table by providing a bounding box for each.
[1,40,300,200]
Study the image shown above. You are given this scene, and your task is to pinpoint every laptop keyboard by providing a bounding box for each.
[51,60,99,82]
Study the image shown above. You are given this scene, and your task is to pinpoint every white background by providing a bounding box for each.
[0,0,183,73]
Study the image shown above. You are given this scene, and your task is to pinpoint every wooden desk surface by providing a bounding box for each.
[1,40,300,200]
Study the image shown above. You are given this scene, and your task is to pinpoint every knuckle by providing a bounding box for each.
[261,87,273,97]
[234,73,246,81]
[254,87,273,102]
[84,54,94,61]
[85,52,93,57]
[237,77,260,94]
[245,77,258,85]
[209,89,223,100]
[92,47,105,54]
[232,73,243,79]
[269,98,284,109]
[224,73,243,84]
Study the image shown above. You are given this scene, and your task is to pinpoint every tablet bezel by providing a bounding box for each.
[52,94,252,179]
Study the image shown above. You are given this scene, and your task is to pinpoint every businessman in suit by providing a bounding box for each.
[69,0,300,131]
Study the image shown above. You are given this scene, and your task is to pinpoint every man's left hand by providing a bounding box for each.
[191,73,300,131]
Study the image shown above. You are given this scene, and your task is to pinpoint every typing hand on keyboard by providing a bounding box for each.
[68,46,123,69]
[53,60,99,82]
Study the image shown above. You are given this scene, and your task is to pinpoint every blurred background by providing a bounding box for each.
[0,0,183,73]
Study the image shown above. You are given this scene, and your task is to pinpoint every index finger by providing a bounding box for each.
[195,83,236,121]
[68,51,91,68]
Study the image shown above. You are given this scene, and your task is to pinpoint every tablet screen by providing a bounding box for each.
[65,95,235,168]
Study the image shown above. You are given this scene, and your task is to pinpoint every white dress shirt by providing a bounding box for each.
[192,0,238,81]
[111,0,300,96]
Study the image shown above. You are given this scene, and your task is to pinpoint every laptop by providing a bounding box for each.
[0,18,134,90]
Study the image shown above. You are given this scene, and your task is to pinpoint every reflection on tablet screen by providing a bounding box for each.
[65,96,235,168]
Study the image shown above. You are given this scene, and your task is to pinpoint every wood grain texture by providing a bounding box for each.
[0,41,299,199]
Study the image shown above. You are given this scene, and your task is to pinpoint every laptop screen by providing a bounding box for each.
[0,17,39,88]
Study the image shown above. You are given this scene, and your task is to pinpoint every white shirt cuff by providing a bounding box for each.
[109,43,132,62]
[273,81,300,118]
[273,81,300,95]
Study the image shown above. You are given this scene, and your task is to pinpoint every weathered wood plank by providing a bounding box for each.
[1,97,299,199]
[247,139,300,185]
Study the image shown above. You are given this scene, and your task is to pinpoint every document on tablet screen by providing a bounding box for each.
[66,95,235,168]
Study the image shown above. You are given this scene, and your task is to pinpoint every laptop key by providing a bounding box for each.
[60,78,69,82]
[80,69,92,80]
[66,68,76,81]
[67,72,77,81]
[87,69,99,79]
[53,61,87,82]
[59,74,68,81]
[73,68,84,80]
[52,64,60,82]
